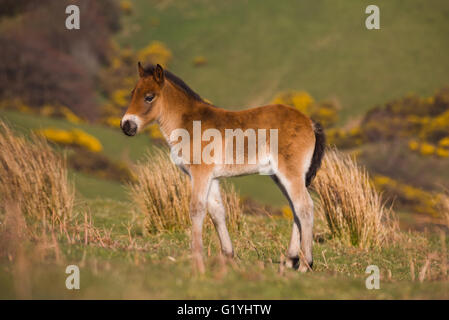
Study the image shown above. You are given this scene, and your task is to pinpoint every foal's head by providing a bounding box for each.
[121,62,165,136]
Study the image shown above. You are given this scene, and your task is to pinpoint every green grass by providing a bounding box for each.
[2,258,447,299]
[230,175,286,207]
[1,201,447,299]
[70,171,129,202]
[119,0,449,123]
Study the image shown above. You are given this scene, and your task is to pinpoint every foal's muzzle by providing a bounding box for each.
[121,119,138,136]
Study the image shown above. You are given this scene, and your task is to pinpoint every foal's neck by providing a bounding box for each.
[156,80,203,145]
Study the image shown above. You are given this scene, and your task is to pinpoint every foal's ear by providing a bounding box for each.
[154,64,165,85]
[137,61,145,78]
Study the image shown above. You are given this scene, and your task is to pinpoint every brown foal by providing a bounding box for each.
[121,63,325,273]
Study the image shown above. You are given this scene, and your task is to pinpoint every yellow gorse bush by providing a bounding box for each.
[60,106,83,124]
[373,175,445,217]
[36,128,103,152]
[72,129,103,152]
[0,99,83,124]
[436,147,449,158]
[420,142,436,156]
[420,110,449,142]
[137,41,172,67]
[193,56,207,67]
[271,91,338,128]
[331,87,449,152]
[38,128,73,144]
[272,91,314,114]
[119,0,133,14]
[112,88,130,108]
[104,116,121,128]
[327,127,364,148]
[0,98,33,113]
[111,56,122,70]
[408,139,449,158]
[147,123,164,140]
[439,137,449,148]
[40,105,83,124]
[408,139,419,151]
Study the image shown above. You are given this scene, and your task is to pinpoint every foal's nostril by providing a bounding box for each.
[122,120,130,131]
[121,120,138,136]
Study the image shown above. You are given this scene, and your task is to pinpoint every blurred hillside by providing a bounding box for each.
[0,0,121,119]
[118,0,449,122]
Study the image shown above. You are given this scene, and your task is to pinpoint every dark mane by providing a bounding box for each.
[143,64,206,103]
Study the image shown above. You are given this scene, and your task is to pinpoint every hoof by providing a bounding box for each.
[193,254,205,274]
[222,250,234,259]
[285,256,300,269]
[298,261,313,273]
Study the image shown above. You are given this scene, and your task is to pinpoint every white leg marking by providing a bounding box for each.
[207,179,234,257]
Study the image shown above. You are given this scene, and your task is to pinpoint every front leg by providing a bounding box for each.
[190,172,212,274]
[207,179,234,258]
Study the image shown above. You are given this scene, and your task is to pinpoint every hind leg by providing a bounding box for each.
[286,220,301,269]
[273,173,314,272]
[294,189,314,272]
[271,175,300,269]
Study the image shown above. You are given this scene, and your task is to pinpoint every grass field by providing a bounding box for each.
[118,0,449,122]
[1,198,447,299]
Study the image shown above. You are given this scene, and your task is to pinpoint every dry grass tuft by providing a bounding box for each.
[312,147,397,248]
[0,121,74,228]
[0,202,31,298]
[0,201,28,261]
[128,151,242,234]
[0,122,156,272]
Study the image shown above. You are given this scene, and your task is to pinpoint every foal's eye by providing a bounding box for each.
[144,94,154,103]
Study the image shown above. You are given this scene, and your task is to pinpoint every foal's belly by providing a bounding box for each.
[213,159,276,178]
[170,144,277,178]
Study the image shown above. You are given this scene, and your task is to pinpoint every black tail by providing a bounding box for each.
[305,122,326,187]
